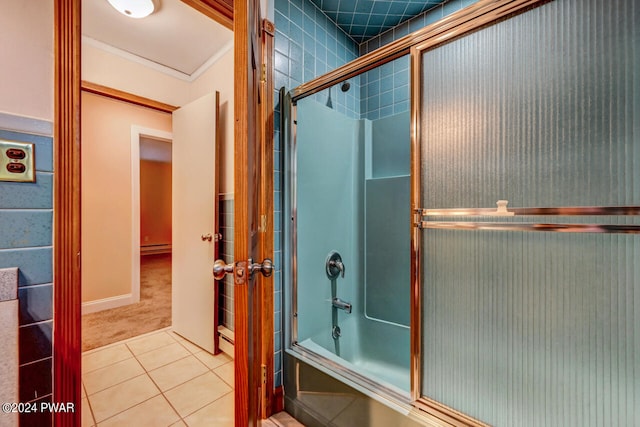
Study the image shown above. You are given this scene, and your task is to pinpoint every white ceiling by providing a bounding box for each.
[82,0,233,78]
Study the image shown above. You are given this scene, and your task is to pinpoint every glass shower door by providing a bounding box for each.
[290,56,413,395]
[416,0,640,425]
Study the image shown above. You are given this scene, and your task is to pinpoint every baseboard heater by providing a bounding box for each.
[218,326,234,358]
[140,244,172,255]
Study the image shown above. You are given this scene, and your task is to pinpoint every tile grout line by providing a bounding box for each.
[83,329,235,425]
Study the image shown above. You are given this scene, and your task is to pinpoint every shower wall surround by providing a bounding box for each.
[0,116,54,427]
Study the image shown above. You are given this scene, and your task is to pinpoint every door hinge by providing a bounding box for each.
[261,63,266,82]
[261,364,267,384]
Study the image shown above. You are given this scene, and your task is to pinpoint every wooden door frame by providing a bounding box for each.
[53,1,275,425]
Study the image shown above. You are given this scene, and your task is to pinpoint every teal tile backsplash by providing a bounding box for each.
[0,211,53,249]
[0,120,53,424]
[0,247,52,287]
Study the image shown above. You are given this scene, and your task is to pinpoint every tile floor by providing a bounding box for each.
[82,327,235,426]
[82,327,304,427]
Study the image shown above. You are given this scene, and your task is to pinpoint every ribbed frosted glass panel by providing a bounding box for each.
[420,0,640,425]
[421,0,639,209]
[422,227,639,426]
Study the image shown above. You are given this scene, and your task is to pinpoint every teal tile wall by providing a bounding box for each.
[0,126,53,426]
[218,198,234,331]
[275,0,360,118]
[359,0,480,120]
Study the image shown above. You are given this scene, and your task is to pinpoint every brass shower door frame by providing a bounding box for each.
[288,0,551,425]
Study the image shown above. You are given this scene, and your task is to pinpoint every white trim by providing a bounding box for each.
[81,293,135,315]
[188,41,233,81]
[218,192,234,200]
[218,326,234,358]
[218,325,234,342]
[82,36,233,83]
[131,126,173,307]
[0,112,53,136]
[141,244,172,255]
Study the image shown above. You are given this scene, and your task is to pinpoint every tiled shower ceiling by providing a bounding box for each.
[309,0,447,43]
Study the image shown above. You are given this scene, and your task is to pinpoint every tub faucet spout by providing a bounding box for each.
[332,297,352,314]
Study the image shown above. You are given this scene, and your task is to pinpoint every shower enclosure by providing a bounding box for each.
[288,55,412,397]
[284,0,640,425]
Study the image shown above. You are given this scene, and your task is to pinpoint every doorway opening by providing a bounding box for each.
[81,129,173,351]
[78,0,236,424]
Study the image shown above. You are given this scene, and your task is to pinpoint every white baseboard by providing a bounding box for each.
[82,293,136,315]
[218,326,234,358]
[141,244,172,255]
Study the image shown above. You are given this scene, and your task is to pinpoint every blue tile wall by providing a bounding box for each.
[0,125,53,425]
[360,0,481,55]
[275,0,360,117]
[360,55,410,120]
[218,198,234,331]
[358,0,480,120]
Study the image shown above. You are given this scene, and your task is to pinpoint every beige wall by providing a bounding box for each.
[188,48,234,194]
[81,92,172,303]
[83,42,235,194]
[0,0,53,121]
[140,160,172,247]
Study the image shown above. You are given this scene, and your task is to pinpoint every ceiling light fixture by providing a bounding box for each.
[107,0,155,19]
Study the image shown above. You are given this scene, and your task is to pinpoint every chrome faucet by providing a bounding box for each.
[329,259,345,277]
[332,297,352,314]
[326,251,345,279]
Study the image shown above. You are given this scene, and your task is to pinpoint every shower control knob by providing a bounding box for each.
[326,251,345,279]
[213,259,234,280]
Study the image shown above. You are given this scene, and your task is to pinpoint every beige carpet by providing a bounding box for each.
[82,253,172,351]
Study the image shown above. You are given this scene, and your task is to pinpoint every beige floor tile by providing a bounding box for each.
[83,357,145,395]
[81,383,87,398]
[97,395,180,427]
[89,374,160,423]
[81,397,95,427]
[126,331,177,355]
[135,342,190,371]
[169,331,205,353]
[183,392,234,427]
[148,355,209,391]
[213,361,234,387]
[164,372,232,418]
[193,350,232,370]
[170,421,187,427]
[269,412,306,426]
[83,344,133,374]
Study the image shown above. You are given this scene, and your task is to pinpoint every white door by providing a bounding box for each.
[172,92,218,354]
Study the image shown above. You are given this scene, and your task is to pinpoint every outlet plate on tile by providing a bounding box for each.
[0,139,35,182]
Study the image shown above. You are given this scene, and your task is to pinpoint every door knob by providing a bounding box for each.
[201,233,212,241]
[248,258,273,278]
[213,258,273,282]
[213,259,234,280]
